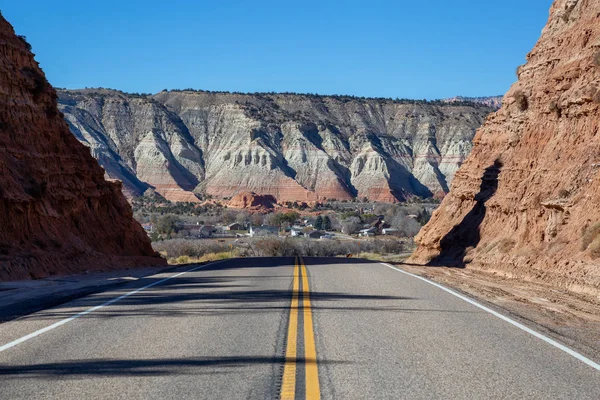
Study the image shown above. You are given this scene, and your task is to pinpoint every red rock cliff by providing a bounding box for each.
[0,15,165,281]
[410,0,600,296]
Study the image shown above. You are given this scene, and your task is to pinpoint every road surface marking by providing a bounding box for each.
[300,257,321,400]
[281,257,300,400]
[0,261,228,353]
[381,263,600,372]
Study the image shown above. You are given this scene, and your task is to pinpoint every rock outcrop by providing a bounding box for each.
[58,90,494,203]
[228,191,276,212]
[0,15,165,281]
[410,0,600,296]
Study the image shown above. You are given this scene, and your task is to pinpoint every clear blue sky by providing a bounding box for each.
[2,0,552,99]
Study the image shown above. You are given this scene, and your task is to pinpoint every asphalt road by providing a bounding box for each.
[0,257,599,399]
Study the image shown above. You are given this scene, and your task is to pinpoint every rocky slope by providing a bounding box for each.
[0,15,165,281]
[410,0,600,296]
[58,90,494,203]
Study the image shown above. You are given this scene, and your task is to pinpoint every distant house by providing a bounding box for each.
[320,233,334,240]
[249,225,279,237]
[291,228,304,237]
[185,224,215,238]
[225,223,243,231]
[359,227,376,237]
[199,225,215,238]
[382,228,400,236]
[141,223,153,233]
[306,230,323,239]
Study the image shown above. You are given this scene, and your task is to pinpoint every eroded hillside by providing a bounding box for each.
[58,89,494,203]
[410,0,600,296]
[0,15,165,281]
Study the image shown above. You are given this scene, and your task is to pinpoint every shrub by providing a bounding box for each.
[175,255,191,264]
[581,223,600,251]
[21,67,47,100]
[513,90,528,112]
[17,35,32,51]
[589,237,600,259]
[558,189,570,198]
[497,238,516,254]
[152,239,230,259]
[548,101,561,116]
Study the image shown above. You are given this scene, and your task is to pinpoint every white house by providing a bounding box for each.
[359,227,376,237]
[249,225,279,237]
[291,228,304,237]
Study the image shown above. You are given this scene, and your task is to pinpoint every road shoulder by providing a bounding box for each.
[395,263,600,364]
[0,266,175,322]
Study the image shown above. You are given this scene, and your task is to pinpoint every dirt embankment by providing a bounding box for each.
[0,15,165,281]
[410,0,600,298]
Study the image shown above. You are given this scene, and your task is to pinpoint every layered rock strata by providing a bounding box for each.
[58,89,494,203]
[0,15,165,281]
[410,0,600,296]
[227,191,276,212]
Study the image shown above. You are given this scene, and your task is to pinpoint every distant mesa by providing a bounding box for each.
[443,96,503,110]
[58,88,496,204]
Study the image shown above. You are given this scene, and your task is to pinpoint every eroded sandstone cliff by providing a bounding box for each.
[410,0,600,296]
[58,89,493,203]
[0,16,165,281]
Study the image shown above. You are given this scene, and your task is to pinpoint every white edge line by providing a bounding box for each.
[0,260,228,353]
[380,262,600,372]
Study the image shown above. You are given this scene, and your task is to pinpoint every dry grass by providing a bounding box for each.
[168,251,235,265]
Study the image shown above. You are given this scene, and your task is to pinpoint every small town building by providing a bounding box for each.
[225,223,243,231]
[249,225,279,237]
[359,227,376,237]
[306,230,323,239]
[141,223,153,233]
[291,228,304,237]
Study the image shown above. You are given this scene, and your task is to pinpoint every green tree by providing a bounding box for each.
[274,211,300,227]
[314,215,323,230]
[323,216,332,231]
[155,215,183,237]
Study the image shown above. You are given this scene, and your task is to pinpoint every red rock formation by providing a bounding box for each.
[410,0,600,296]
[228,191,276,212]
[0,15,165,281]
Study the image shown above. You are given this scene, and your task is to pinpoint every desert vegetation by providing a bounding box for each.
[581,223,600,258]
[153,237,408,265]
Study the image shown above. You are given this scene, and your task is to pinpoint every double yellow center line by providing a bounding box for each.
[281,256,320,400]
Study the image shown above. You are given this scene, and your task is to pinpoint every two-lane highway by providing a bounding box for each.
[0,257,599,399]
